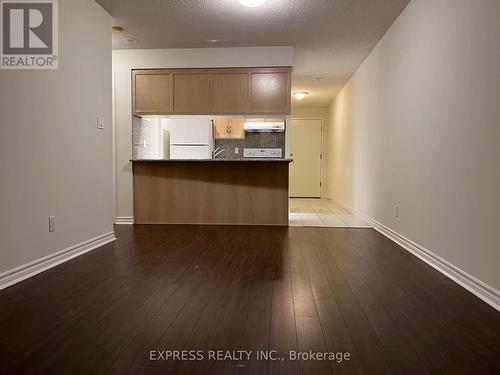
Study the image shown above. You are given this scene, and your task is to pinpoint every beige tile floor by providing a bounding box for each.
[289,198,371,228]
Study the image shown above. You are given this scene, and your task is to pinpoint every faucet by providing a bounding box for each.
[212,146,225,159]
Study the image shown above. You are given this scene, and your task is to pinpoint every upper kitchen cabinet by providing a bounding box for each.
[211,72,250,114]
[172,71,210,114]
[213,118,245,139]
[250,70,291,114]
[132,67,292,116]
[132,70,173,115]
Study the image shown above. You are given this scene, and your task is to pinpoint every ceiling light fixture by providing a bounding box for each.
[239,0,266,7]
[112,26,123,33]
[293,91,309,100]
[122,36,140,44]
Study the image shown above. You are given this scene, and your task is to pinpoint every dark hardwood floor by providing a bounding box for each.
[1,225,499,374]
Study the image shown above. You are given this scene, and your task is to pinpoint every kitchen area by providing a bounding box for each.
[130,67,293,226]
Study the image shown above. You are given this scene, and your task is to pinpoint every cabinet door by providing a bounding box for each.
[211,72,249,113]
[213,118,245,139]
[250,71,291,114]
[133,70,173,115]
[173,72,210,114]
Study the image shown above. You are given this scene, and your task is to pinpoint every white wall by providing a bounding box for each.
[0,0,114,277]
[113,47,294,221]
[326,0,500,298]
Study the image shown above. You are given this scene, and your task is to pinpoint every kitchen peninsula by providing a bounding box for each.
[130,66,292,226]
[131,159,291,225]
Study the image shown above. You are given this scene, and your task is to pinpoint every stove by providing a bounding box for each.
[243,148,283,158]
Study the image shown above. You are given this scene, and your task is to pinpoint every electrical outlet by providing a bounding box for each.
[97,115,104,130]
[395,205,399,218]
[48,216,56,232]
[234,147,239,154]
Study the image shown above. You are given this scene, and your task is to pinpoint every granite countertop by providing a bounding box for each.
[130,158,293,163]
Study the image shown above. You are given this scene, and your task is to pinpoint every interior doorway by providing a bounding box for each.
[289,118,323,198]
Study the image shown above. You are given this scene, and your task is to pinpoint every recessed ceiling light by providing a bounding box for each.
[239,0,266,7]
[122,36,140,44]
[293,91,309,100]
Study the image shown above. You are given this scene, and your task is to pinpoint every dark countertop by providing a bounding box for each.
[130,158,293,163]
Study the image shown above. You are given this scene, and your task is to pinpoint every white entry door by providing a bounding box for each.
[289,119,322,197]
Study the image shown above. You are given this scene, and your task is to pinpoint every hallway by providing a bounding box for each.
[289,198,371,228]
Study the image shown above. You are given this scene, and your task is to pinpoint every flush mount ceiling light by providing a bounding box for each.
[122,36,140,44]
[239,0,266,7]
[293,91,309,100]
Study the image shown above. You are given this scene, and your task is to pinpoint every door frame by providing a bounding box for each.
[289,118,324,198]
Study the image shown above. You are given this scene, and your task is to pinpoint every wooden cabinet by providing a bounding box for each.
[132,67,291,116]
[132,160,290,225]
[250,71,291,113]
[172,72,210,114]
[132,70,173,115]
[213,118,245,139]
[211,72,249,113]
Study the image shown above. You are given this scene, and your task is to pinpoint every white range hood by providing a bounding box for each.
[243,121,285,132]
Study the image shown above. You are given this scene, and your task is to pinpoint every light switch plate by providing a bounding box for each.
[97,116,104,130]
[48,216,55,232]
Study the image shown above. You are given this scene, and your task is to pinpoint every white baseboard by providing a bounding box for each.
[332,198,500,312]
[0,232,116,290]
[114,216,134,224]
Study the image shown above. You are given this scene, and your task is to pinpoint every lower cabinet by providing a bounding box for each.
[132,160,290,225]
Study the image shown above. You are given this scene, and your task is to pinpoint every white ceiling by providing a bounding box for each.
[97,0,410,107]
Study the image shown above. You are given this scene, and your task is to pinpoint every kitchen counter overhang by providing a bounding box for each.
[130,159,292,162]
[131,159,291,226]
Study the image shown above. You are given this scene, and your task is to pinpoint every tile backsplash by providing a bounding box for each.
[132,116,152,159]
[132,116,165,160]
[215,132,286,160]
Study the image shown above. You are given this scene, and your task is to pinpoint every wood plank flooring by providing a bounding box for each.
[1,225,499,374]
